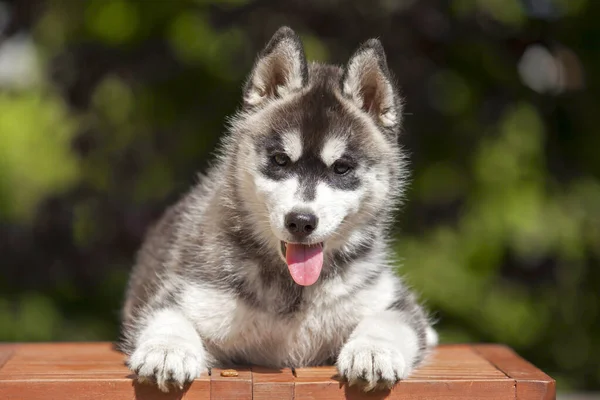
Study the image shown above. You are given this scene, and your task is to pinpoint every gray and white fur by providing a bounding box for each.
[118,26,437,392]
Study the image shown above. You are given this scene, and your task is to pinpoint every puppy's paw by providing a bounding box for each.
[128,336,205,392]
[336,339,410,392]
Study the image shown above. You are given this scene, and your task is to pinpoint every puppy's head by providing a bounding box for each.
[229,27,406,286]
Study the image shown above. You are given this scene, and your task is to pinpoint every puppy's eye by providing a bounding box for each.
[271,153,290,167]
[333,160,352,175]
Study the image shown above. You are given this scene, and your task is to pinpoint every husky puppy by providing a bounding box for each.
[118,26,437,392]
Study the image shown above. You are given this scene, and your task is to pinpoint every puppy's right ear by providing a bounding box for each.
[243,26,308,109]
[341,39,401,136]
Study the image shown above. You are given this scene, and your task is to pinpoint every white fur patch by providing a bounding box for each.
[250,174,301,241]
[244,89,266,107]
[426,326,439,347]
[308,181,364,241]
[253,175,367,246]
[337,310,419,390]
[247,163,370,247]
[380,109,397,127]
[320,136,347,166]
[281,130,303,162]
[175,261,410,370]
[128,308,206,392]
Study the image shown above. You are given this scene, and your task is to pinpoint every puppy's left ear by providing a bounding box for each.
[341,39,402,135]
[243,26,308,109]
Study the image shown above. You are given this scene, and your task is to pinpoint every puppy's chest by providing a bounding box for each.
[226,299,361,365]
[186,286,364,366]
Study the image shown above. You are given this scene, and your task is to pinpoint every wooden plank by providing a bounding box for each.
[384,345,516,399]
[473,345,556,400]
[294,366,345,400]
[210,367,252,400]
[134,376,210,400]
[251,366,294,400]
[292,346,516,400]
[4,342,123,362]
[0,344,15,370]
[389,380,515,400]
[0,379,210,400]
[0,379,136,400]
[406,345,508,381]
[292,366,403,400]
[0,343,210,399]
[0,343,554,400]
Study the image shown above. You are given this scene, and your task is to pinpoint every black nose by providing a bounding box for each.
[285,211,318,238]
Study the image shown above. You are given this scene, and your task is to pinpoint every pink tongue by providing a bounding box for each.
[285,243,324,286]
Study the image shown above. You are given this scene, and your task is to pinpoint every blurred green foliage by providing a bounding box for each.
[0,91,78,221]
[0,0,598,392]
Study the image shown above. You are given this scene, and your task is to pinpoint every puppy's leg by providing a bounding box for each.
[127,308,206,392]
[337,306,432,391]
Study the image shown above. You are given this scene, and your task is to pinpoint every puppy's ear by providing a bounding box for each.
[341,39,402,134]
[243,26,308,109]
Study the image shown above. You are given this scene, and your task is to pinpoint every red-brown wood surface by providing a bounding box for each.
[252,366,294,400]
[210,367,252,400]
[474,344,556,400]
[0,343,554,399]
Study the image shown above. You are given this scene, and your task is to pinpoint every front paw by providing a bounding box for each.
[127,337,206,392]
[336,339,409,392]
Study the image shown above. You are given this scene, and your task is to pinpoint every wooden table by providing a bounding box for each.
[0,343,555,399]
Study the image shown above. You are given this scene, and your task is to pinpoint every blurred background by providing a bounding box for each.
[0,0,598,396]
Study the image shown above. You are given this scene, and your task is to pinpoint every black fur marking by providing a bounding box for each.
[221,183,308,315]
[224,228,306,315]
[329,234,376,272]
[227,274,261,308]
[151,288,181,311]
[255,132,284,155]
[387,292,411,313]
[299,175,317,201]
[259,149,362,195]
[256,86,370,195]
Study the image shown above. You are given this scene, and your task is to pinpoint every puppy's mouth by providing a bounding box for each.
[280,241,324,286]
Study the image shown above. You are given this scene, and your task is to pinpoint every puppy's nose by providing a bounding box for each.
[285,211,318,238]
